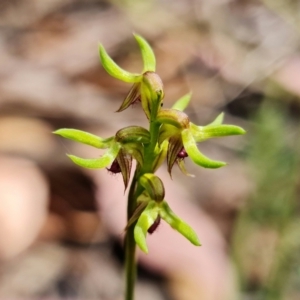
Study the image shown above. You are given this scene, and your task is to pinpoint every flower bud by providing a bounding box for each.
[141,72,164,119]
[139,173,165,203]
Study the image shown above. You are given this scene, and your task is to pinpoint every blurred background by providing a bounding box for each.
[0,0,300,299]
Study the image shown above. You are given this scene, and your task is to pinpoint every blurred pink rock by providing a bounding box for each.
[0,156,49,260]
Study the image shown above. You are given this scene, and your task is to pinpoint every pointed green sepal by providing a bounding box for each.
[182,129,226,168]
[192,124,246,142]
[99,44,141,83]
[203,124,246,137]
[160,201,201,246]
[134,201,159,253]
[115,126,150,144]
[172,92,192,111]
[67,142,121,169]
[134,34,156,72]
[53,129,113,149]
[117,82,141,112]
[139,174,165,202]
[156,109,190,129]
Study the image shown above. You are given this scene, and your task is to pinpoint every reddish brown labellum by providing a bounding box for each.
[177,147,188,159]
[147,215,161,234]
[107,159,121,174]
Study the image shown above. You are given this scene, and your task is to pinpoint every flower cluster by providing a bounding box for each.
[54,35,245,253]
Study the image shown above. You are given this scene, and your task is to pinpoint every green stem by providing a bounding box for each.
[142,121,161,173]
[124,105,161,300]
[125,224,136,300]
[125,170,138,300]
[125,172,138,300]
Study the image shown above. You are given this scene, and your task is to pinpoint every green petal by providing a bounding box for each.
[67,143,121,169]
[134,34,156,72]
[182,129,226,168]
[171,92,192,111]
[139,174,165,202]
[134,201,158,253]
[160,201,201,246]
[99,44,141,83]
[53,129,113,149]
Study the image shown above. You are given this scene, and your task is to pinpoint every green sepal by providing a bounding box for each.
[181,129,226,168]
[160,201,201,246]
[122,143,144,166]
[156,109,190,129]
[67,142,121,169]
[117,82,141,112]
[53,128,113,149]
[115,126,150,144]
[134,201,159,253]
[139,174,165,202]
[99,44,141,83]
[167,134,183,176]
[134,34,156,72]
[116,149,132,191]
[206,112,224,126]
[191,124,246,142]
[171,92,192,111]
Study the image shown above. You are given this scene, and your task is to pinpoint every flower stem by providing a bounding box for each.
[124,112,160,300]
[125,171,138,300]
[125,224,136,300]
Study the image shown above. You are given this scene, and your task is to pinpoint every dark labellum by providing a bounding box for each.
[107,159,121,174]
[177,147,188,159]
[147,215,161,234]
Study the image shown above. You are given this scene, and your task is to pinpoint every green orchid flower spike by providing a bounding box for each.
[54,34,246,300]
[99,34,164,119]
